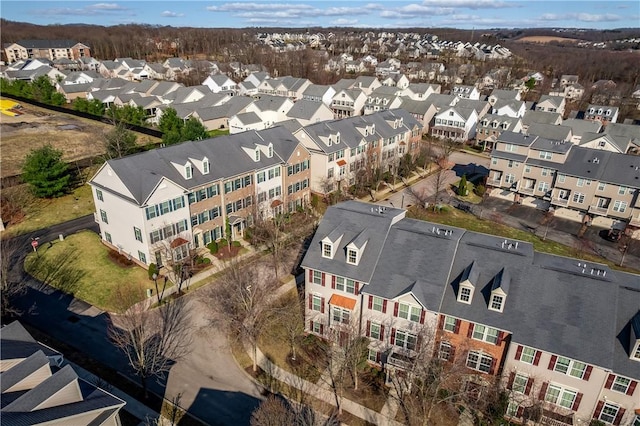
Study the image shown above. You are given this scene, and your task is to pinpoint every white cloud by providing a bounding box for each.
[206,3,314,12]
[33,3,129,16]
[421,0,515,9]
[539,12,621,22]
[332,18,359,26]
[161,10,184,18]
[88,3,127,11]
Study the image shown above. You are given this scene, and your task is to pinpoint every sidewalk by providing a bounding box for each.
[66,360,161,426]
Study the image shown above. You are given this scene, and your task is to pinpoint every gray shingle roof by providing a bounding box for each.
[286,100,326,120]
[13,39,86,49]
[562,118,602,138]
[558,146,640,186]
[496,131,536,147]
[528,123,572,141]
[522,110,562,127]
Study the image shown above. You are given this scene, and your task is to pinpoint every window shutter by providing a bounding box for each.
[449,345,456,361]
[417,335,423,351]
[467,323,475,338]
[516,406,524,418]
[525,377,534,395]
[321,297,325,313]
[355,282,359,294]
[539,382,548,400]
[548,355,557,371]
[308,294,312,310]
[368,295,373,309]
[382,300,387,313]
[593,400,604,419]
[420,310,426,324]
[507,371,515,389]
[331,275,336,289]
[437,315,445,330]
[571,393,582,412]
[308,269,312,282]
[533,350,541,366]
[583,365,592,381]
[321,273,326,287]
[366,320,371,337]
[380,325,385,341]
[390,328,396,345]
[310,320,313,330]
[393,302,399,317]
[627,380,637,396]
[376,351,381,363]
[454,319,461,334]
[605,374,615,389]
[515,345,523,360]
[320,324,324,335]
[613,407,625,426]
[497,331,505,345]
[489,357,497,375]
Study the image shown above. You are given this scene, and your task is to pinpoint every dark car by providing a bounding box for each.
[600,228,622,242]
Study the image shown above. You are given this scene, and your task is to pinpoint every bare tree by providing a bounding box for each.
[251,396,295,426]
[203,258,279,372]
[108,284,192,397]
[251,201,289,279]
[152,231,196,295]
[1,237,28,319]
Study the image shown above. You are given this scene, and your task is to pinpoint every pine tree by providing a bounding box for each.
[22,146,72,198]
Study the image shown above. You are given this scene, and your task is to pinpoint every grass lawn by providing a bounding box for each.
[407,206,638,273]
[24,230,155,311]
[2,168,98,237]
[452,179,483,204]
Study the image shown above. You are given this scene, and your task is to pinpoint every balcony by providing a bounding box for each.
[508,181,519,192]
[540,409,574,426]
[519,186,535,196]
[387,348,416,370]
[588,205,609,216]
[487,178,502,187]
[551,197,569,207]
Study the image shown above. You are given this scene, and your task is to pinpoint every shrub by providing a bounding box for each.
[201,257,211,265]
[232,240,241,247]
[458,175,468,196]
[107,250,135,267]
[475,184,486,196]
[219,238,228,247]
[148,263,158,279]
[207,241,219,254]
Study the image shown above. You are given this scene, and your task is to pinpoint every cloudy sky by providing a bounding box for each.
[2,1,639,29]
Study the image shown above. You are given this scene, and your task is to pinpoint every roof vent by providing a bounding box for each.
[593,157,599,164]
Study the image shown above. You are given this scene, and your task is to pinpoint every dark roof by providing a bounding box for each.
[557,146,640,186]
[12,40,88,49]
[0,322,59,361]
[496,131,537,147]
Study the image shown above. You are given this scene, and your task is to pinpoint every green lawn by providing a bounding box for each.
[408,206,638,273]
[3,172,97,238]
[24,231,155,311]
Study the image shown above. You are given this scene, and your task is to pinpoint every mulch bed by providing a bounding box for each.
[213,245,241,259]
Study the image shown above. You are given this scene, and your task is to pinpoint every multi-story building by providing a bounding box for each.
[293,109,422,195]
[330,88,367,119]
[3,40,91,63]
[585,105,619,126]
[302,200,640,425]
[488,131,640,232]
[88,127,310,268]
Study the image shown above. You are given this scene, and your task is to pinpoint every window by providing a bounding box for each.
[332,307,350,324]
[371,296,383,312]
[312,295,322,311]
[613,201,627,213]
[572,193,585,204]
[96,189,103,201]
[544,384,577,409]
[312,321,322,334]
[312,270,322,285]
[134,227,143,242]
[459,286,472,303]
[557,174,566,183]
[599,402,620,424]
[519,347,537,364]
[254,148,260,161]
[505,144,516,152]
[444,316,457,332]
[257,171,266,183]
[525,165,531,173]
[346,279,356,294]
[369,322,381,339]
[394,330,417,350]
[347,249,358,264]
[398,303,421,322]
[100,209,108,224]
[598,182,606,191]
[104,232,112,243]
[490,294,504,312]
[138,251,146,264]
[612,376,631,394]
[513,373,529,393]
[577,178,585,187]
[185,164,192,179]
[553,357,587,379]
[505,174,516,184]
[619,186,630,195]
[203,159,209,174]
[438,341,452,360]
[541,168,551,177]
[491,157,498,165]
[472,324,499,344]
[322,243,332,258]
[327,168,334,179]
[539,151,552,160]
[466,351,492,373]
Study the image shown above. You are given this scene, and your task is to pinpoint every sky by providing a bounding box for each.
[1,1,639,30]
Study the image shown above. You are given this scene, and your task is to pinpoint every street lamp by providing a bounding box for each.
[152,273,159,303]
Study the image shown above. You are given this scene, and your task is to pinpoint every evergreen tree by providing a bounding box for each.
[458,174,467,196]
[22,146,72,198]
[181,117,208,141]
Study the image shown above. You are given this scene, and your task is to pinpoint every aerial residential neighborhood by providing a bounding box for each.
[1,4,639,426]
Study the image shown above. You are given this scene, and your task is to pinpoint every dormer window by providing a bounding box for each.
[255,148,260,162]
[458,261,478,304]
[489,268,509,313]
[203,158,210,174]
[371,125,375,133]
[322,242,333,258]
[268,143,273,158]
[490,294,504,312]
[347,248,358,265]
[336,133,340,144]
[458,286,473,304]
[606,109,611,116]
[185,163,193,179]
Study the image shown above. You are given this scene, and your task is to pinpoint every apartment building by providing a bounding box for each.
[302,201,640,425]
[293,109,423,195]
[4,40,91,63]
[488,131,640,231]
[88,126,310,268]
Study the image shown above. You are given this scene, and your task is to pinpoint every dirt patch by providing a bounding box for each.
[515,36,581,44]
[213,245,242,259]
[0,98,159,178]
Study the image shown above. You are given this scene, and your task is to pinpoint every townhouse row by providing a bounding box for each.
[301,201,640,426]
[488,131,640,233]
[88,109,422,268]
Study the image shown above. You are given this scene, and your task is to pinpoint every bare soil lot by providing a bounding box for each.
[515,36,581,44]
[0,99,158,178]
